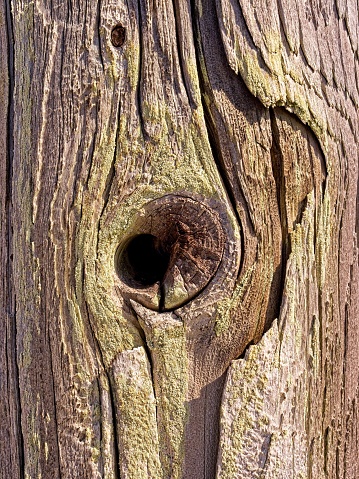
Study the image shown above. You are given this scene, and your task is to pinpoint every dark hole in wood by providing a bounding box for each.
[111,24,126,47]
[115,196,227,311]
[120,234,170,287]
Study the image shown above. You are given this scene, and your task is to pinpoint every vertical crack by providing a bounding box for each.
[84,303,122,479]
[269,108,288,246]
[136,2,146,139]
[107,372,122,479]
[96,0,104,70]
[202,103,246,277]
[269,108,289,323]
[100,99,121,220]
[46,327,62,479]
[129,304,158,436]
[190,0,246,279]
[171,0,194,107]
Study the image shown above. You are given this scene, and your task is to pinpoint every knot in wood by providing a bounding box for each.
[116,195,225,311]
[111,24,126,47]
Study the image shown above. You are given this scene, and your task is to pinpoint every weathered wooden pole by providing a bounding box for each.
[1,0,358,478]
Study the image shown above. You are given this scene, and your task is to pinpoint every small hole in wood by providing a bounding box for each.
[111,24,126,47]
[119,234,170,287]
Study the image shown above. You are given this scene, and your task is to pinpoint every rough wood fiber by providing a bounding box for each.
[214,0,359,476]
[110,347,162,479]
[0,1,358,479]
[217,194,321,478]
[0,2,23,478]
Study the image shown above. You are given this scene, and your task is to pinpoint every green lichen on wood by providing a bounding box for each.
[227,27,328,143]
[111,347,162,479]
[215,265,255,336]
[217,322,280,479]
[74,19,240,477]
[81,95,233,365]
[217,194,324,479]
[134,306,188,479]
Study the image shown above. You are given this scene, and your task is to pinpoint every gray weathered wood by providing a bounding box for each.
[1,0,358,478]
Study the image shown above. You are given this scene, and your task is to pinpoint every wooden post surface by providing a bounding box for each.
[0,0,358,478]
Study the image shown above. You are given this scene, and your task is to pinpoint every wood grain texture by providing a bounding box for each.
[0,1,23,477]
[214,0,359,476]
[1,0,358,478]
[218,193,322,478]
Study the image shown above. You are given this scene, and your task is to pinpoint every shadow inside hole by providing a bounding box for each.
[117,234,170,287]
